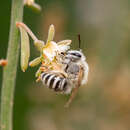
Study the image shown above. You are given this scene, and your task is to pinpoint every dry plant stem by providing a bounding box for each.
[0,0,24,130]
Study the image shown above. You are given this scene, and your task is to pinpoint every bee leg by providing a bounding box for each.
[64,85,79,108]
[40,66,48,72]
[36,76,41,82]
[35,66,49,83]
[35,65,48,78]
[64,67,83,108]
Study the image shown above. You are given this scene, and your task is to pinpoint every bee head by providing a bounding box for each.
[65,50,84,62]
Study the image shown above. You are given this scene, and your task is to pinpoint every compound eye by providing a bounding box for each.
[61,52,65,55]
[70,52,82,58]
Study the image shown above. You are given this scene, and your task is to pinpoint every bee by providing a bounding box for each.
[40,49,89,95]
[39,34,89,107]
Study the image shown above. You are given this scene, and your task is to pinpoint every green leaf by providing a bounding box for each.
[19,26,30,72]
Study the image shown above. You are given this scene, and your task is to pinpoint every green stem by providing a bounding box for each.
[0,0,24,130]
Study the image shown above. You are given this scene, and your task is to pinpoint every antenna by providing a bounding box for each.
[78,34,81,49]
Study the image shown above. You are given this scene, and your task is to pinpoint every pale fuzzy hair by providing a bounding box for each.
[68,50,89,85]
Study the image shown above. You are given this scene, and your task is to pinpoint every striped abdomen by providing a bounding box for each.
[40,72,72,94]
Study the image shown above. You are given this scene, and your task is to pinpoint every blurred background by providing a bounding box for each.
[0,0,130,130]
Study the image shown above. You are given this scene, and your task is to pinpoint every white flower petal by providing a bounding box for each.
[57,40,72,45]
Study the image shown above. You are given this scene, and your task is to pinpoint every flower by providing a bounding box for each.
[42,24,71,61]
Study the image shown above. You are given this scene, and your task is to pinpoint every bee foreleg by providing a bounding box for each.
[36,76,41,82]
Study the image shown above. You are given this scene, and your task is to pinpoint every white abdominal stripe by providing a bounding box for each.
[40,72,71,93]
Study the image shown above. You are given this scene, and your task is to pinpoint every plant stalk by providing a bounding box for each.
[0,0,24,130]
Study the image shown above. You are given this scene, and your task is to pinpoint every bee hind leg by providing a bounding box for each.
[64,85,79,108]
[64,67,84,108]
